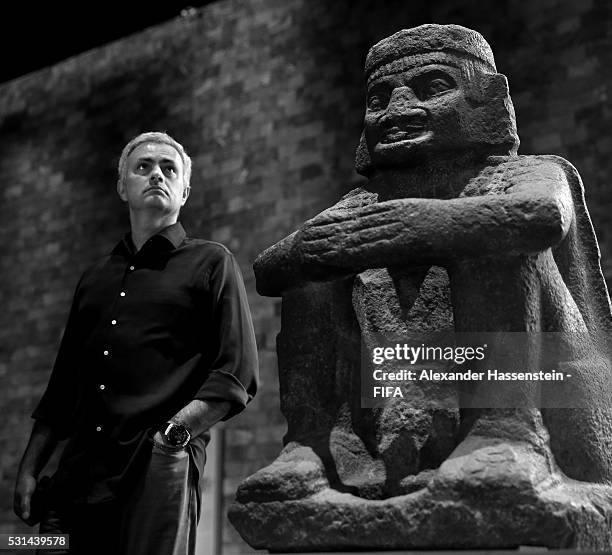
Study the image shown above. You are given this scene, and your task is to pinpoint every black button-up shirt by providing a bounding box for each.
[32,222,258,503]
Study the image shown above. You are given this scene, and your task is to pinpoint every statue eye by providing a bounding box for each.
[367,88,390,111]
[410,70,456,100]
[420,76,455,98]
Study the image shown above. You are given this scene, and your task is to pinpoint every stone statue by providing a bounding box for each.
[229,24,612,551]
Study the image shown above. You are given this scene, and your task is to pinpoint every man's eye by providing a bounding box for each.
[421,77,454,98]
[136,163,148,172]
[163,166,177,176]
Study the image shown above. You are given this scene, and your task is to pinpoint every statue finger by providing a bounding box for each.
[343,221,404,238]
[310,211,357,227]
[302,225,350,242]
[301,237,341,253]
[358,201,405,217]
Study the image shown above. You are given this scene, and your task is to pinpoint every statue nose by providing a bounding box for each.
[388,87,419,109]
[384,87,426,122]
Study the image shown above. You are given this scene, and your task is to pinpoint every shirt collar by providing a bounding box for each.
[156,221,186,249]
[113,222,186,256]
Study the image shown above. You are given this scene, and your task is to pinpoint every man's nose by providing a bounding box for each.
[150,167,164,184]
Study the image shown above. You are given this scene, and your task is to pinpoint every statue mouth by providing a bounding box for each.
[379,128,432,145]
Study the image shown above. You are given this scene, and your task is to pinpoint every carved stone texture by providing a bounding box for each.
[229,24,612,551]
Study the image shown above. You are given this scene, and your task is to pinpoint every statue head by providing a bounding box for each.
[355,24,519,176]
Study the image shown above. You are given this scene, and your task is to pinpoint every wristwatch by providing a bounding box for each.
[158,421,191,448]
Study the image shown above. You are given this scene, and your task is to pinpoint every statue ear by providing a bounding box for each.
[481,73,515,105]
[465,72,520,155]
[355,129,372,177]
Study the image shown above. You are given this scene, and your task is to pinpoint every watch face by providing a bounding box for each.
[167,424,190,446]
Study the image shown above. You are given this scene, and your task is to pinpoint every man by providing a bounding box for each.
[14,132,259,554]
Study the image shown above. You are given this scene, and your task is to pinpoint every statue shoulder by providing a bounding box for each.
[495,154,578,182]
[527,154,582,181]
[464,155,576,197]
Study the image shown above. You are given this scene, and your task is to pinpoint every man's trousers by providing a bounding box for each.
[38,440,201,555]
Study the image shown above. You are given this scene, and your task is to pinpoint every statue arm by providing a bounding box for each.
[253,230,303,297]
[300,162,573,273]
[254,189,377,296]
[255,228,359,297]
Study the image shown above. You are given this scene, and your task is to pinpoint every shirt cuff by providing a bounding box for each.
[195,371,252,420]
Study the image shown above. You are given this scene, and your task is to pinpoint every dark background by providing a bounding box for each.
[1,4,215,84]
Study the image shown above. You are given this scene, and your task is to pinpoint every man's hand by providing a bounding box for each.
[14,421,59,526]
[153,430,175,447]
[14,472,38,526]
[299,201,407,274]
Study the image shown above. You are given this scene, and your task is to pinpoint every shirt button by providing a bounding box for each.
[103,350,109,356]
[129,265,135,271]
[120,291,126,297]
[111,319,117,325]
[96,426,102,432]
[99,384,106,390]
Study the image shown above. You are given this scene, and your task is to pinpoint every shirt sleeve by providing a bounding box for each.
[31,277,84,439]
[194,248,259,420]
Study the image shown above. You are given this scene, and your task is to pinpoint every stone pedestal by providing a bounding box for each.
[230,438,612,551]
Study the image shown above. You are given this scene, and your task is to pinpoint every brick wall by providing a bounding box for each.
[0,0,611,552]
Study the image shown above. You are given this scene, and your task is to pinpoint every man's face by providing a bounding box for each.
[117,142,189,216]
[364,59,473,168]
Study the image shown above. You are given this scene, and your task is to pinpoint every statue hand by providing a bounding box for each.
[299,201,406,273]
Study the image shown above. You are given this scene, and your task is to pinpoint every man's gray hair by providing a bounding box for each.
[117,132,192,188]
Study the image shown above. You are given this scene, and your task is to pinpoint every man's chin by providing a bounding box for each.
[136,197,171,211]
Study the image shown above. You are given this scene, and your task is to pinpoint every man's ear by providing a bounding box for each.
[117,179,128,202]
[181,185,191,206]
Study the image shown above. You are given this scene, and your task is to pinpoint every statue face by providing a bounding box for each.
[364,61,475,167]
